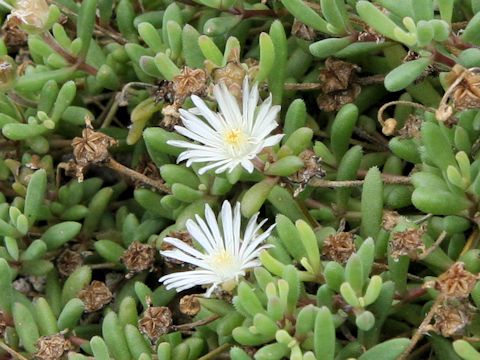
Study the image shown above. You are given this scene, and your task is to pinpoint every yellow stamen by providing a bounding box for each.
[224,129,246,147]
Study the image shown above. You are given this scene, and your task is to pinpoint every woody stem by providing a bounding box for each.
[106,158,171,194]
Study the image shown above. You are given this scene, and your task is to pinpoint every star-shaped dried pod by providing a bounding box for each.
[34,334,72,360]
[425,299,476,337]
[77,281,113,312]
[322,232,356,263]
[316,58,361,112]
[425,262,479,299]
[71,118,118,180]
[390,226,427,260]
[138,306,173,341]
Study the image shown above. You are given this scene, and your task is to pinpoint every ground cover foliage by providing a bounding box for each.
[3,0,480,359]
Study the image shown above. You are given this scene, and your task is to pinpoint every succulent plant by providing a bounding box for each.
[3,0,480,359]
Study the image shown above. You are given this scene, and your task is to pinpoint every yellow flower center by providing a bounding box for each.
[224,129,246,147]
[210,249,235,268]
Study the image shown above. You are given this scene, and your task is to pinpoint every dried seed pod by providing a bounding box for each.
[322,232,356,263]
[390,227,426,260]
[381,210,401,231]
[427,299,475,337]
[34,334,72,360]
[78,281,113,312]
[426,262,479,299]
[179,294,201,316]
[121,241,156,275]
[138,306,173,341]
[57,249,83,277]
[173,67,207,102]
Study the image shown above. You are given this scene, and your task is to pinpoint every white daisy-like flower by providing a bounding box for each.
[159,201,274,297]
[167,77,284,175]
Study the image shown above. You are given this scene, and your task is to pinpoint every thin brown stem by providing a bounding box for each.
[397,295,444,360]
[309,174,411,188]
[284,75,385,91]
[377,100,435,127]
[172,315,220,331]
[0,341,29,360]
[106,158,171,194]
[42,32,98,76]
[418,231,447,260]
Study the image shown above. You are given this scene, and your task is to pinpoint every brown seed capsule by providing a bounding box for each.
[57,249,83,277]
[322,232,356,263]
[34,334,71,360]
[71,118,118,180]
[427,299,475,337]
[430,262,479,299]
[179,295,201,316]
[398,115,422,139]
[317,58,361,112]
[138,306,173,341]
[381,210,401,231]
[390,227,426,260]
[78,281,113,312]
[291,20,317,41]
[173,67,207,102]
[0,55,16,91]
[121,241,157,275]
[288,150,326,197]
[1,17,28,52]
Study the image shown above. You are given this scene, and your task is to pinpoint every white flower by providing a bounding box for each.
[8,0,50,29]
[159,201,274,297]
[167,77,284,175]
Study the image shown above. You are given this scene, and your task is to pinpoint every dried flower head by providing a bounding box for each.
[34,334,71,360]
[291,20,317,41]
[179,294,201,316]
[427,299,476,337]
[317,58,361,112]
[288,150,326,197]
[322,232,356,263]
[428,262,479,299]
[159,201,274,296]
[57,248,83,277]
[398,115,422,139]
[0,55,16,91]
[446,65,480,111]
[173,67,207,102]
[121,241,156,275]
[168,77,283,175]
[78,281,113,312]
[381,210,401,231]
[1,17,28,51]
[71,119,118,180]
[390,227,426,260]
[138,306,173,341]
[8,0,50,31]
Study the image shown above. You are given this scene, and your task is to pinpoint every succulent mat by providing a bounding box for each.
[3,0,480,359]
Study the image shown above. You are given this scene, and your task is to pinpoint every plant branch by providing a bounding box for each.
[172,315,220,331]
[309,174,411,188]
[106,158,171,194]
[42,32,98,76]
[397,295,444,360]
[0,341,29,360]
